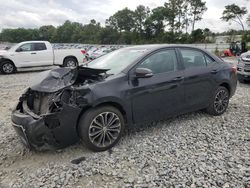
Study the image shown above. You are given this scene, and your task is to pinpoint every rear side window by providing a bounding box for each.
[205,55,218,66]
[34,43,47,51]
[138,49,177,74]
[180,49,206,68]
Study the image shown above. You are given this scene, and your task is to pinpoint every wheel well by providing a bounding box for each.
[76,102,127,136]
[220,83,231,95]
[0,58,15,66]
[0,59,16,70]
[63,56,78,63]
[95,102,127,123]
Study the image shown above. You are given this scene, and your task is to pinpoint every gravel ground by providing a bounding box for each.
[0,68,249,188]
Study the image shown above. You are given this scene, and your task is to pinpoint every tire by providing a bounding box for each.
[78,106,125,152]
[205,86,229,116]
[63,57,78,67]
[0,61,16,74]
[237,75,246,83]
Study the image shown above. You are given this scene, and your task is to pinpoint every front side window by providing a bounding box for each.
[17,43,33,52]
[138,49,177,74]
[34,43,47,51]
[180,49,207,68]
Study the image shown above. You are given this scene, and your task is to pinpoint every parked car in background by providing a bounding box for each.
[237,51,250,83]
[89,48,113,59]
[11,45,237,152]
[0,41,86,74]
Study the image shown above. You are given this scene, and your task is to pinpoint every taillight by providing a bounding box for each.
[81,50,86,54]
[231,66,237,74]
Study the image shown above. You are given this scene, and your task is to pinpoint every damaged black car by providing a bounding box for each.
[11,45,237,151]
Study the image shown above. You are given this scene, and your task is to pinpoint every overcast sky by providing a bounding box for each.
[0,0,249,32]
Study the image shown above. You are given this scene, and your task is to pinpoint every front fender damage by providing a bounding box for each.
[11,67,108,150]
[12,90,83,150]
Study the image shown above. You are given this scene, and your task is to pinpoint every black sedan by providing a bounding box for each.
[11,45,237,151]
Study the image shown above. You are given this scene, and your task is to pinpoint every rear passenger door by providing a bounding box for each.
[178,48,217,110]
[33,43,53,66]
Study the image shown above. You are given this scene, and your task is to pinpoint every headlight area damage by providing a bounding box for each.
[11,67,109,150]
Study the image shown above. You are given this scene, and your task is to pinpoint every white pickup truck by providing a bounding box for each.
[0,41,86,74]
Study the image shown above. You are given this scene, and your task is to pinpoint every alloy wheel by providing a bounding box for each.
[2,63,14,73]
[214,89,229,114]
[88,112,121,148]
[66,60,77,67]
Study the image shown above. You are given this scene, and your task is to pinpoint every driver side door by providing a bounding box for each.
[12,43,39,67]
[128,49,185,123]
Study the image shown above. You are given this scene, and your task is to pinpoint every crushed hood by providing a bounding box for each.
[30,67,109,93]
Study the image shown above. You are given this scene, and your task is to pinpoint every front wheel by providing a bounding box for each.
[206,86,229,116]
[63,57,78,67]
[0,61,16,74]
[78,106,125,152]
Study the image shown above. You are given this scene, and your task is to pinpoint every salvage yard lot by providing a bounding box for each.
[0,69,250,187]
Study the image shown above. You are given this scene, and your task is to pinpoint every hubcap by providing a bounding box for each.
[66,60,76,67]
[89,112,121,148]
[214,89,229,113]
[2,63,14,73]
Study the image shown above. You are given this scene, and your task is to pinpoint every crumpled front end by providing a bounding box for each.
[11,66,108,150]
[11,89,83,150]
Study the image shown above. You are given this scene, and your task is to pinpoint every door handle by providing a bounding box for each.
[31,52,36,54]
[173,76,184,81]
[211,70,218,74]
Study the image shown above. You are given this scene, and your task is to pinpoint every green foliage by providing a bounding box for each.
[221,4,248,30]
[106,8,135,32]
[242,31,250,42]
[188,0,207,32]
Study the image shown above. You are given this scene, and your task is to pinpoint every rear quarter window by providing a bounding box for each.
[180,48,217,68]
[34,43,47,51]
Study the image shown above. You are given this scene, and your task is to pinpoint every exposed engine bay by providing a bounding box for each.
[11,66,109,150]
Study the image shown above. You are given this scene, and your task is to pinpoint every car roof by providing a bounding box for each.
[123,44,205,51]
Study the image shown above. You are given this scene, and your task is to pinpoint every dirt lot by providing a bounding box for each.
[0,68,249,188]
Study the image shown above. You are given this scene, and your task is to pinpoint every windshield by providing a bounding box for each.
[87,48,148,75]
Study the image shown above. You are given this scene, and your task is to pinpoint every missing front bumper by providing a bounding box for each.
[11,102,82,151]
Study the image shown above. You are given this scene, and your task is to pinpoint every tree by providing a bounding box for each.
[145,7,165,37]
[134,5,150,35]
[191,28,205,43]
[39,25,56,42]
[106,8,135,32]
[247,15,250,27]
[221,4,247,30]
[189,0,207,32]
[164,0,186,33]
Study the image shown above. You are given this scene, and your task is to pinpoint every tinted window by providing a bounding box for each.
[34,43,47,51]
[180,49,206,68]
[138,50,177,74]
[205,55,217,66]
[18,43,33,52]
[88,48,148,75]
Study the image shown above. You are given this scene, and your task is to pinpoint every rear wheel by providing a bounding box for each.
[63,57,78,67]
[0,61,16,74]
[206,86,229,116]
[78,106,125,152]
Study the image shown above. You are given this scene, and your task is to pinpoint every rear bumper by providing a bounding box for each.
[11,101,82,151]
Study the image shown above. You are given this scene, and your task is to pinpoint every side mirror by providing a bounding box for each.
[135,68,153,78]
[16,48,22,52]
